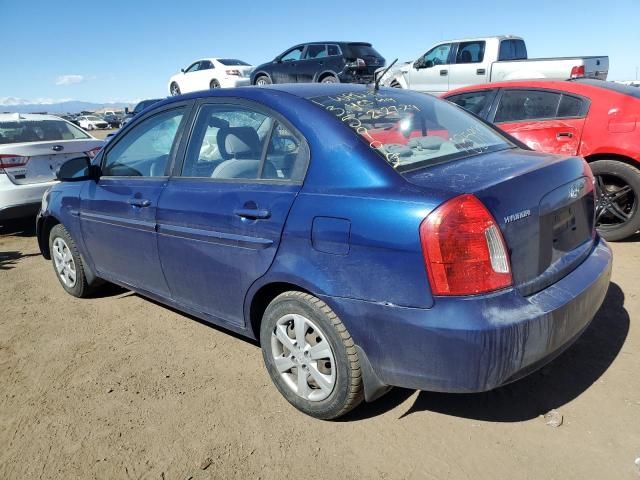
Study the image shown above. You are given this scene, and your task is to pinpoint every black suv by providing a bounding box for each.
[251,42,385,86]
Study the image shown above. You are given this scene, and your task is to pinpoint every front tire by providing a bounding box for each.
[590,159,640,241]
[254,75,272,86]
[170,82,181,96]
[49,224,92,298]
[260,291,364,420]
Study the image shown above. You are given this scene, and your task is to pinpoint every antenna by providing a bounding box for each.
[374,58,398,92]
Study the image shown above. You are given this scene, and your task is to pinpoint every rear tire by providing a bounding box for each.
[49,224,92,298]
[590,159,640,241]
[320,74,338,84]
[254,75,272,86]
[210,79,221,89]
[260,291,364,420]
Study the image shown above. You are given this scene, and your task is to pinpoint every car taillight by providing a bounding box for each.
[347,58,366,69]
[570,65,585,78]
[226,69,241,76]
[420,194,512,296]
[0,154,29,171]
[85,147,102,158]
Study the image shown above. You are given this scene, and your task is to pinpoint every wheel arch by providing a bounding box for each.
[584,152,640,170]
[316,70,339,83]
[37,214,61,259]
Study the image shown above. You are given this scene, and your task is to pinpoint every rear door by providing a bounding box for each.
[156,99,309,326]
[79,103,190,296]
[298,44,327,82]
[490,89,588,155]
[447,41,489,91]
[405,43,453,95]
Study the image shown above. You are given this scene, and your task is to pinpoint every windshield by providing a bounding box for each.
[309,89,512,172]
[86,116,102,121]
[0,119,90,144]
[218,59,250,66]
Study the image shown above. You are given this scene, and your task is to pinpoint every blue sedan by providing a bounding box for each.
[37,84,612,419]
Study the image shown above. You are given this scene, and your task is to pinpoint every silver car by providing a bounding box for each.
[0,113,103,221]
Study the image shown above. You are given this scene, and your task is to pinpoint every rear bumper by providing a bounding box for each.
[321,237,612,393]
[0,174,56,221]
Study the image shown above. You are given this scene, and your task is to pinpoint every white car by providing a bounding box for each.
[0,114,103,221]
[77,115,109,130]
[168,58,253,95]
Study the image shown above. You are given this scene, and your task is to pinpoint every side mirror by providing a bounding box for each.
[425,60,434,69]
[56,156,100,182]
[180,68,185,73]
[413,58,425,69]
[275,56,283,63]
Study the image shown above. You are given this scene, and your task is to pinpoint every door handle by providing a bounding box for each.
[476,68,486,75]
[440,69,448,76]
[129,198,151,208]
[557,132,574,139]
[234,208,271,220]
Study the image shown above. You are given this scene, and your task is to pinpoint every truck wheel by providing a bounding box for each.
[260,291,364,420]
[590,159,640,241]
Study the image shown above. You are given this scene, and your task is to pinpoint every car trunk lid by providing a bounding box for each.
[0,139,103,185]
[403,148,595,296]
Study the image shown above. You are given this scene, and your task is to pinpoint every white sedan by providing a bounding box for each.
[0,113,103,221]
[168,58,253,95]
[77,115,109,130]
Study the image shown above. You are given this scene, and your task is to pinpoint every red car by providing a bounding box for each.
[443,79,640,241]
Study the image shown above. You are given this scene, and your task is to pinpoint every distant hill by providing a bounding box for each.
[1,99,134,114]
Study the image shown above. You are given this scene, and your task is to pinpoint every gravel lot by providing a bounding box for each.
[1,217,638,480]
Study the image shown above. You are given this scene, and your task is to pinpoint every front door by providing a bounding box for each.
[157,100,308,326]
[405,43,452,95]
[271,46,305,83]
[80,105,189,296]
[492,89,587,155]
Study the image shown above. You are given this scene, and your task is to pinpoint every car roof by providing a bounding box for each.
[438,35,522,44]
[443,79,630,99]
[0,113,66,122]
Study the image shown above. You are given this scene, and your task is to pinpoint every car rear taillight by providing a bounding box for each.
[570,65,585,79]
[347,58,367,69]
[85,147,102,158]
[420,194,512,296]
[226,69,241,76]
[0,154,29,172]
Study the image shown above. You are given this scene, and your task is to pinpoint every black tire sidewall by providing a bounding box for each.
[210,80,220,89]
[260,294,356,419]
[590,160,640,241]
[49,224,88,298]
[255,75,271,86]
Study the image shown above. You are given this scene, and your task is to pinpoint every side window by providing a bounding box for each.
[305,44,327,59]
[281,47,304,62]
[447,90,493,116]
[498,40,528,61]
[182,104,306,181]
[424,43,452,66]
[199,61,213,70]
[327,44,341,56]
[455,41,485,64]
[558,95,585,118]
[494,90,561,123]
[103,109,184,177]
[185,62,200,73]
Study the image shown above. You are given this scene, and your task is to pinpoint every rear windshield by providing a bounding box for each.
[309,89,512,172]
[218,59,250,66]
[576,79,640,99]
[345,43,382,59]
[0,119,90,144]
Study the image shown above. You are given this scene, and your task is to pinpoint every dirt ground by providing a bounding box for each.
[0,217,638,480]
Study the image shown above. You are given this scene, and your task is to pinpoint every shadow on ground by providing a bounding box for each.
[348,282,629,422]
[0,251,40,270]
[0,217,37,238]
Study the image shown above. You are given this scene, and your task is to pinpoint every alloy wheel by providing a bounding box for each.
[595,174,637,231]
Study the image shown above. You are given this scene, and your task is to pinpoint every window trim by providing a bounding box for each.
[280,45,305,63]
[489,88,591,124]
[302,44,328,61]
[185,62,200,73]
[422,42,455,66]
[100,102,193,179]
[326,44,343,57]
[172,97,310,185]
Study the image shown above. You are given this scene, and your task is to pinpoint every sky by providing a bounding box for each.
[1,0,638,104]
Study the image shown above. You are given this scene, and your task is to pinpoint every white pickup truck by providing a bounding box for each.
[378,35,609,96]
